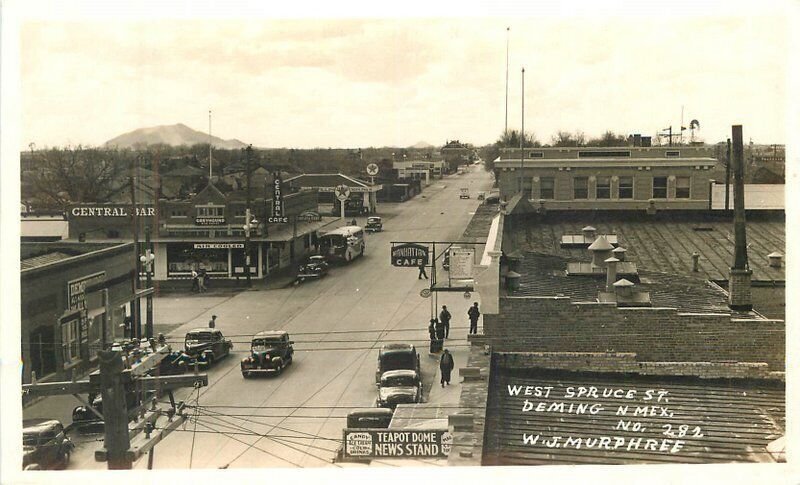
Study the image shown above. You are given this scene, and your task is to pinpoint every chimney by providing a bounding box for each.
[613,278,635,297]
[691,252,700,272]
[605,257,619,291]
[768,252,783,268]
[588,235,614,268]
[582,225,597,241]
[642,136,652,147]
[633,134,642,147]
[612,246,627,262]
[728,125,752,311]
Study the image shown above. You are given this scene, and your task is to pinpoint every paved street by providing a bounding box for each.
[24,166,494,470]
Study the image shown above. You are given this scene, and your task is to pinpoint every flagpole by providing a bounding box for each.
[208,109,213,180]
[520,67,525,194]
[505,27,510,135]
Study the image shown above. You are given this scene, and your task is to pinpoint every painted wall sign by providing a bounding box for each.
[391,243,430,267]
[67,271,106,342]
[69,206,156,217]
[342,429,453,458]
[295,211,322,223]
[314,186,372,193]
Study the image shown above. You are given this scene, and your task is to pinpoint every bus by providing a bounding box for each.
[318,225,365,262]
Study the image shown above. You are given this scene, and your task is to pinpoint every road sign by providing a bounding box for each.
[343,429,453,459]
[391,243,430,267]
[420,288,431,298]
[366,163,380,176]
[334,184,351,201]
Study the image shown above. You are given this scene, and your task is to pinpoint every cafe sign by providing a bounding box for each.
[391,243,429,267]
[269,173,289,223]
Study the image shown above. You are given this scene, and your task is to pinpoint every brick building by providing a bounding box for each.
[21,242,136,384]
[494,146,717,210]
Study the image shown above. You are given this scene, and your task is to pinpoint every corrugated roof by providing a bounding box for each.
[484,369,785,465]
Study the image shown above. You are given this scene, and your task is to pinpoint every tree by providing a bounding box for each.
[480,130,540,172]
[588,131,628,147]
[551,130,586,147]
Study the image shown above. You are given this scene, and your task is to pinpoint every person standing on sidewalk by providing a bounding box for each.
[191,269,199,292]
[439,305,451,339]
[209,315,217,329]
[440,349,455,387]
[467,302,481,335]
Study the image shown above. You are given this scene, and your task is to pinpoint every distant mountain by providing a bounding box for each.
[105,123,247,149]
[410,141,434,149]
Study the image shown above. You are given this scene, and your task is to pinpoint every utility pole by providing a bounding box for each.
[505,27,510,135]
[725,138,732,211]
[519,67,525,195]
[22,341,208,470]
[144,227,154,339]
[245,144,253,287]
[208,110,213,180]
[129,164,141,339]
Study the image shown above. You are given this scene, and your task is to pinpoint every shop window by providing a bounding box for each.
[596,176,611,199]
[676,176,691,198]
[540,177,555,199]
[619,176,633,199]
[61,318,79,365]
[652,176,668,198]
[171,210,187,218]
[573,177,588,199]
[197,206,224,217]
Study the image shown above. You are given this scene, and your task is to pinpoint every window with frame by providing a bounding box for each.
[573,177,588,199]
[618,176,633,199]
[62,318,79,364]
[540,177,555,199]
[596,176,611,199]
[197,206,224,217]
[652,176,668,199]
[676,176,691,198]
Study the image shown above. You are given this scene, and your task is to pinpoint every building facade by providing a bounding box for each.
[284,173,382,215]
[494,146,717,210]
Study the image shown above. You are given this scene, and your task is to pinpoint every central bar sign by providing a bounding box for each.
[343,429,453,458]
[391,243,429,267]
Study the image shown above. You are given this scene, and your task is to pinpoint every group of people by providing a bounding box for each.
[191,269,210,293]
[427,302,481,386]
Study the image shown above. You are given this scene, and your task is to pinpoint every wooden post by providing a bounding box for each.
[725,138,732,211]
[97,350,132,469]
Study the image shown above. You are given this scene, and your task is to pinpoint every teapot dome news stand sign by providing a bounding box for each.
[343,429,453,459]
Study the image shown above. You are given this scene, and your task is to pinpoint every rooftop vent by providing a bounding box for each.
[768,252,783,268]
[612,246,627,261]
[588,236,614,268]
[582,225,597,240]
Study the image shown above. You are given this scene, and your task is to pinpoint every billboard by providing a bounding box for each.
[342,429,453,459]
[449,248,475,279]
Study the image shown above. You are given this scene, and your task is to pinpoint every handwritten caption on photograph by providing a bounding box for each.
[507,384,704,453]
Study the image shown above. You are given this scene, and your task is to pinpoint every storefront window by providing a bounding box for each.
[167,243,229,276]
[231,246,259,275]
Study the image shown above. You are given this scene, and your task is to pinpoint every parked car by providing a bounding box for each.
[376,369,422,409]
[346,408,394,429]
[365,216,383,233]
[184,328,233,366]
[72,390,156,432]
[241,330,294,377]
[22,419,74,470]
[375,343,420,384]
[459,188,470,199]
[296,255,329,283]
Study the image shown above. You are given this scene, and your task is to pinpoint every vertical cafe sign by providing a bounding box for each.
[269,172,289,224]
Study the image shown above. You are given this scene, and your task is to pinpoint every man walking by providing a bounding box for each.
[439,305,451,339]
[467,302,481,335]
[440,349,455,387]
[418,261,428,279]
[191,269,199,292]
[208,315,217,329]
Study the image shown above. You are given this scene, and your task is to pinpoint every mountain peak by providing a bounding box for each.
[105,123,248,149]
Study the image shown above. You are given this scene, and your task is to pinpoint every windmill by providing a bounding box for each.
[689,119,700,144]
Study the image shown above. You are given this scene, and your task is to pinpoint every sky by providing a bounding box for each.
[15,2,793,149]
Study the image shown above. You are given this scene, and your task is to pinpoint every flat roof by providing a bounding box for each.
[711,184,784,210]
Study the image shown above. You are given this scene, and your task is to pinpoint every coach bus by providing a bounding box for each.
[318,225,365,262]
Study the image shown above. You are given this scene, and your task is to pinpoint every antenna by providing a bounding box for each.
[505,27,510,135]
[208,109,212,180]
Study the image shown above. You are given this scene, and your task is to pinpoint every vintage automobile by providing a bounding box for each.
[153,350,197,375]
[184,328,233,366]
[296,255,330,283]
[477,191,486,201]
[346,408,394,429]
[22,419,74,470]
[459,187,470,199]
[376,369,422,409]
[375,343,420,384]
[72,390,156,432]
[241,330,294,377]
[365,216,383,233]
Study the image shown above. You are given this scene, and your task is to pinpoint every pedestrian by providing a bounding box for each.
[350,218,357,226]
[439,305,451,339]
[428,319,437,341]
[203,269,211,290]
[198,269,207,292]
[428,319,441,353]
[418,261,428,279]
[440,349,455,387]
[191,269,199,292]
[435,318,445,342]
[208,315,217,329]
[467,302,481,335]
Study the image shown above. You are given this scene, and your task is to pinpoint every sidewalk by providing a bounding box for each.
[426,337,469,406]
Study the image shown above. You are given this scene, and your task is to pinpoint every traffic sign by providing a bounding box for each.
[335,184,351,201]
[366,163,380,176]
[420,288,431,298]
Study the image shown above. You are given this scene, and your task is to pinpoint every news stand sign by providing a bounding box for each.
[343,429,453,459]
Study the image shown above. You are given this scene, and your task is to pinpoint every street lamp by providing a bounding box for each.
[243,210,259,287]
[139,247,155,339]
